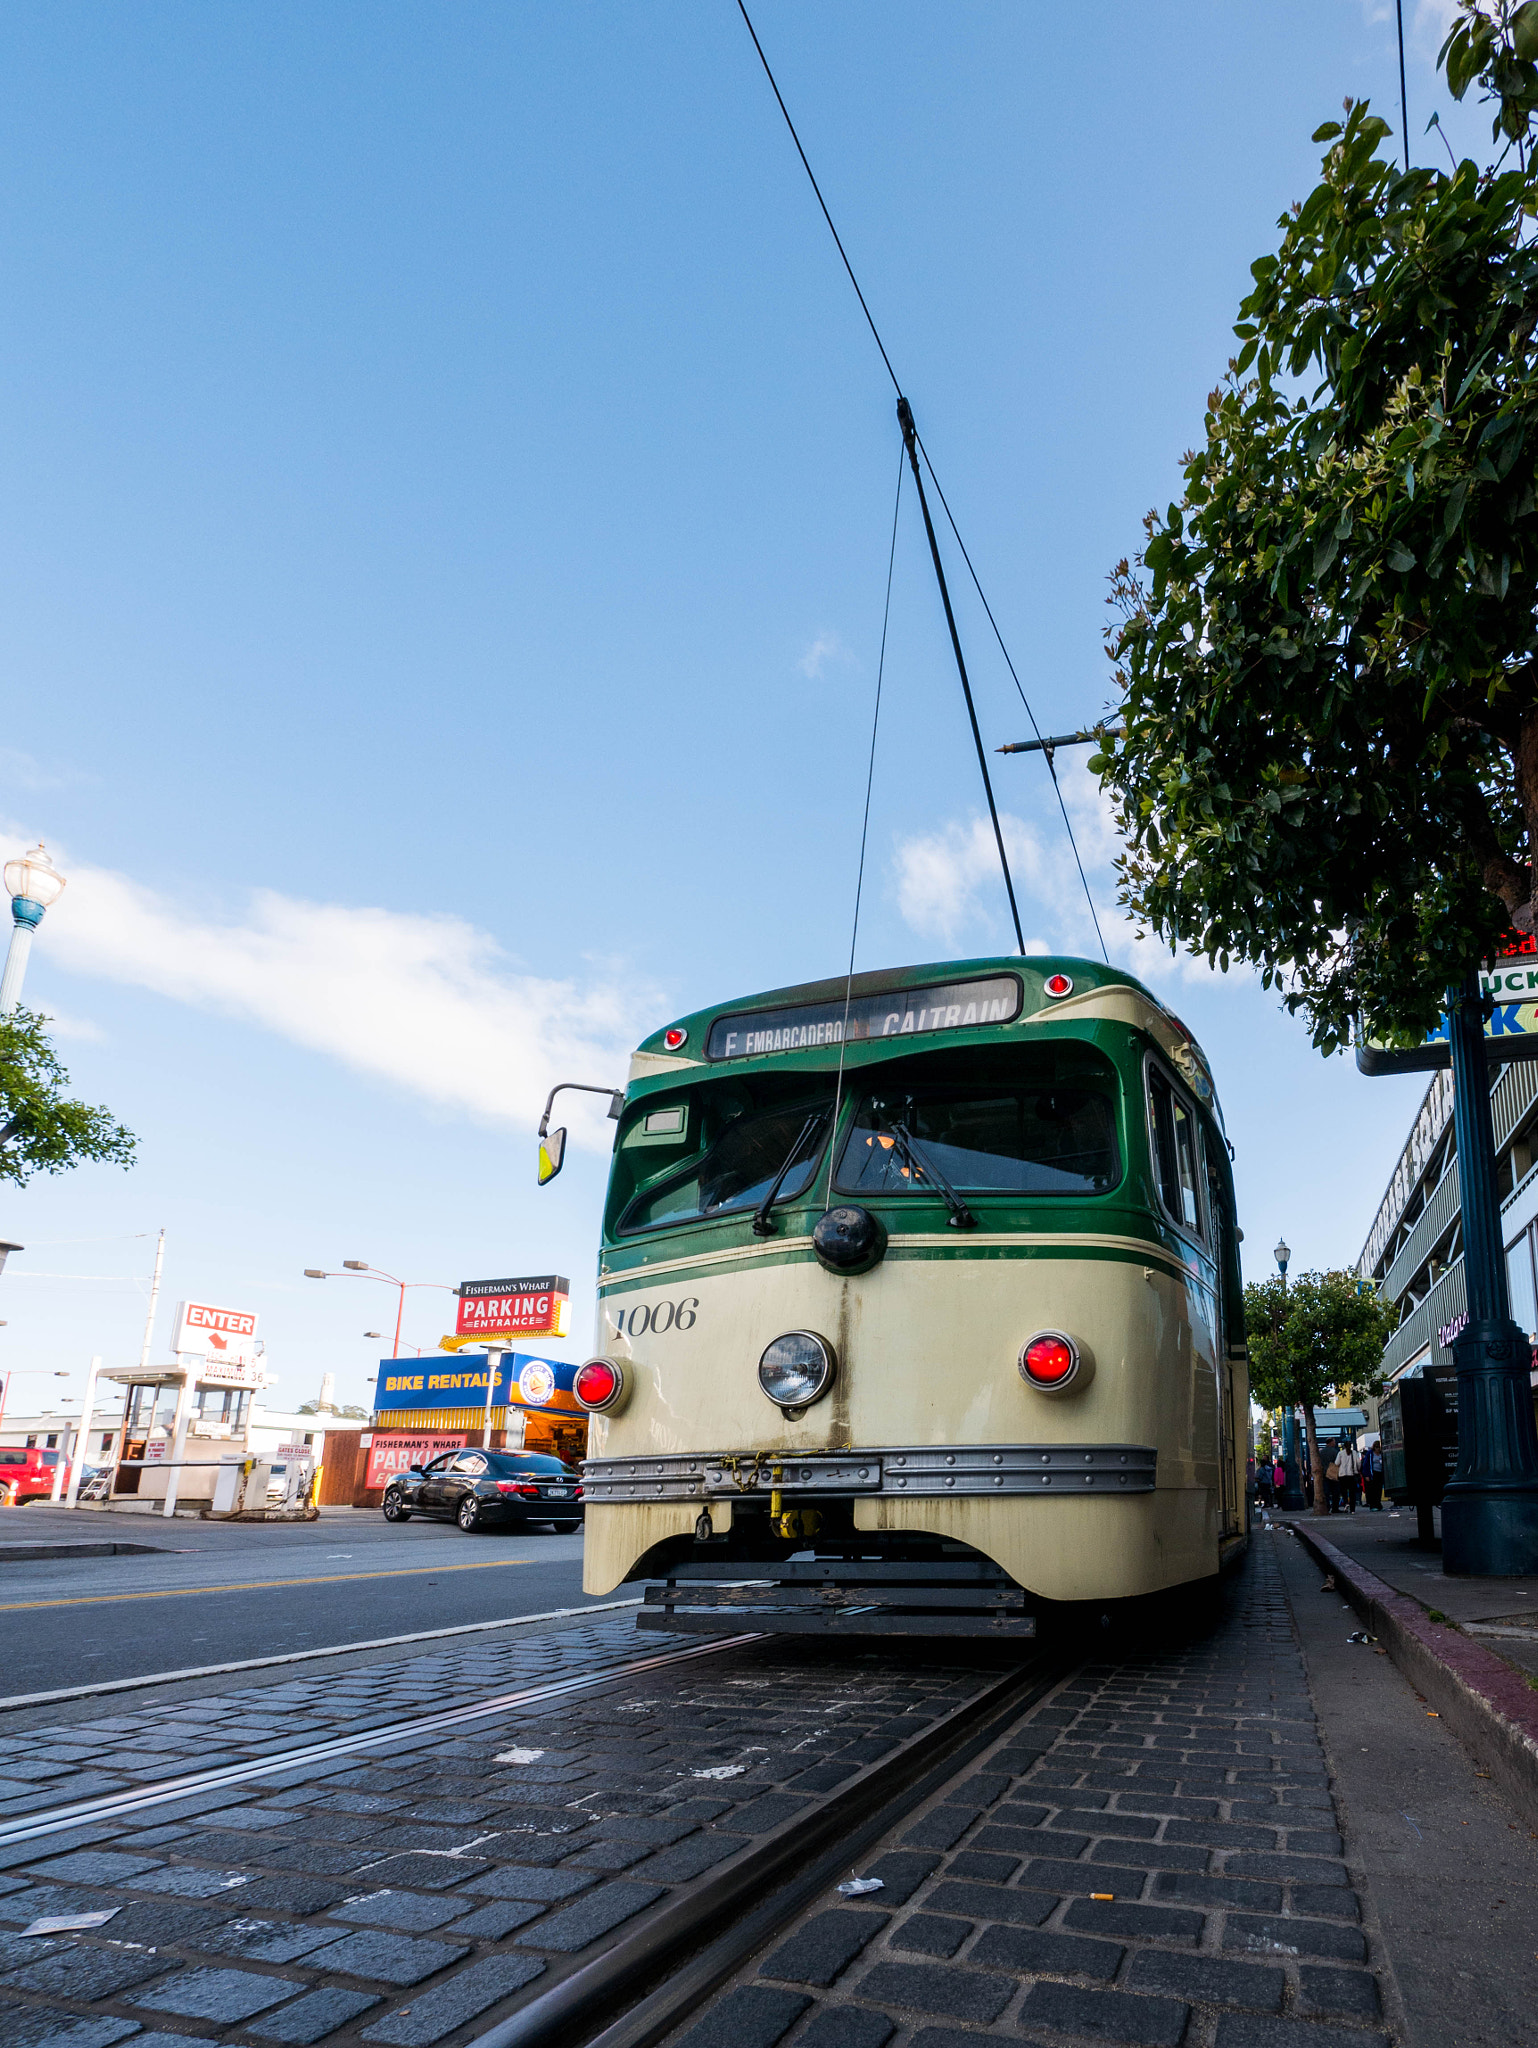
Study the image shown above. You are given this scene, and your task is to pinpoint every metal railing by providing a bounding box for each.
[1382,1159,1461,1304]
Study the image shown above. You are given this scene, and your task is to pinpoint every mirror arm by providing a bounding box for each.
[539,1081,626,1138]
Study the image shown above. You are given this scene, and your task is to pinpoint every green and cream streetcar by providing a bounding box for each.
[551,954,1247,1636]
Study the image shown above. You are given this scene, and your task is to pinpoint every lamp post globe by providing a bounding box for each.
[1274,1239,1291,1282]
[0,843,65,1016]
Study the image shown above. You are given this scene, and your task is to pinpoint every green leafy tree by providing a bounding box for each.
[0,1008,134,1185]
[1095,5,1538,1051]
[1245,1270,1398,1508]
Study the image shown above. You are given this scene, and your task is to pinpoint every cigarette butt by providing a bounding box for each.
[1426,1711,1440,1718]
[1090,1892,1114,1901]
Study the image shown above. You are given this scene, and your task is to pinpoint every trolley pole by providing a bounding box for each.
[1440,973,1538,1573]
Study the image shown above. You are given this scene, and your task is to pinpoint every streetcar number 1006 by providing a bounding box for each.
[609,1296,699,1337]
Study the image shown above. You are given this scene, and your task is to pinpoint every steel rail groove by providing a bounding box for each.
[468,1651,1071,2048]
[0,1635,761,1849]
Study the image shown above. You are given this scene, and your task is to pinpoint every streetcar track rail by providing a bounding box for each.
[468,1649,1069,2048]
[0,1635,761,1848]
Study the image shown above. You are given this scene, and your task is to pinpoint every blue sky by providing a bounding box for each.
[0,3,1476,1413]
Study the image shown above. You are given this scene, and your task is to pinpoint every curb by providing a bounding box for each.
[1287,1520,1538,1829]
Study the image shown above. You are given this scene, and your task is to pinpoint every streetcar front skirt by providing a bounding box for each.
[637,1557,1037,1638]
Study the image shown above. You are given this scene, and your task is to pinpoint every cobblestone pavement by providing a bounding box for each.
[0,1623,1011,2047]
[0,1613,649,1821]
[676,1540,1395,2048]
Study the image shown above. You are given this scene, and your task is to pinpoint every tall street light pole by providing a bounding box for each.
[0,844,66,1015]
[303,1263,453,1358]
[1275,1237,1305,1511]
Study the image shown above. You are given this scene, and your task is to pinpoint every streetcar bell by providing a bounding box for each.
[758,1330,836,1412]
[1019,1329,1094,1395]
[574,1357,629,1413]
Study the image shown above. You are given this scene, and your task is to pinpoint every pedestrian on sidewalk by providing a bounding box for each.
[1362,1436,1384,1511]
[1336,1438,1360,1512]
[1324,1450,1341,1513]
[1273,1455,1286,1501]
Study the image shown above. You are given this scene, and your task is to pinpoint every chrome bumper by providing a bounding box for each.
[581,1442,1156,1504]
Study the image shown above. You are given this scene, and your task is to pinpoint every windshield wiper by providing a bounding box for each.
[879,1107,978,1231]
[751,1112,828,1237]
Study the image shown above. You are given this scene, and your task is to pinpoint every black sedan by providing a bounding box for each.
[382,1449,584,1533]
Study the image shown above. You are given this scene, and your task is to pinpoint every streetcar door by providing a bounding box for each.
[1204,1140,1242,1536]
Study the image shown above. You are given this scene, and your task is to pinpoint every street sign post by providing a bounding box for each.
[1357,957,1538,1575]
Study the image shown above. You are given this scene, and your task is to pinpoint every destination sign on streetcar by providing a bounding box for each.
[705,972,1021,1060]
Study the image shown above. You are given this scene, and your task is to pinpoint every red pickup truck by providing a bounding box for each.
[0,1446,67,1504]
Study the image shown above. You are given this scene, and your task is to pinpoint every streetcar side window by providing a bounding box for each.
[1148,1066,1205,1239]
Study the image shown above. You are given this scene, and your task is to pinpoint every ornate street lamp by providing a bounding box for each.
[1273,1236,1304,1509]
[0,844,65,1015]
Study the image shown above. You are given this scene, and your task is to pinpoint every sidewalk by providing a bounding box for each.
[1270,1504,1538,1677]
[1269,1506,1538,1833]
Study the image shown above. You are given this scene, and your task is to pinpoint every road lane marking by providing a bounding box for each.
[0,1597,645,1712]
[0,1558,538,1612]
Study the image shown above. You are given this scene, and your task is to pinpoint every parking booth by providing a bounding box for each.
[105,1356,265,1508]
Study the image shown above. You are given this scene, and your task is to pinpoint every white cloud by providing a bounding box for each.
[19,839,656,1146]
[798,631,856,680]
[891,755,1250,994]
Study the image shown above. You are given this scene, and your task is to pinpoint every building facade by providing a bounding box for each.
[1358,1059,1538,1380]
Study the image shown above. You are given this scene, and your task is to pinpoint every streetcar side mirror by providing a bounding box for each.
[538,1127,567,1186]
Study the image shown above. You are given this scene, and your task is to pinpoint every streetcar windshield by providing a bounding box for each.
[834,1082,1120,1197]
[616,1098,830,1234]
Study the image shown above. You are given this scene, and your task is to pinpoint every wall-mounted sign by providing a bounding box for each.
[198,1357,266,1390]
[517,1360,556,1406]
[173,1301,261,1366]
[364,1430,468,1489]
[446,1275,570,1347]
[373,1352,581,1416]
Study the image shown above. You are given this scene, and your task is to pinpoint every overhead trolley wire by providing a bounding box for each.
[735,0,1109,962]
[825,445,904,1209]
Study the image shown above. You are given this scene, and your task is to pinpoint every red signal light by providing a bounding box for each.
[1043,973,1074,999]
[1021,1333,1078,1387]
[663,1027,688,1050]
[574,1358,624,1411]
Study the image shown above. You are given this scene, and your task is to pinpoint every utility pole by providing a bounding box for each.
[138,1229,165,1374]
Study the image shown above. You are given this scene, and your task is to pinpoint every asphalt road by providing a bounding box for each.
[0,1504,606,1697]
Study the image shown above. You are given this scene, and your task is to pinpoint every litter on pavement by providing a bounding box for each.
[837,1877,884,1896]
[21,1910,120,1936]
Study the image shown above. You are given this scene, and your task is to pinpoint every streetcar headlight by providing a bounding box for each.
[758,1330,836,1411]
[574,1357,628,1413]
[1019,1330,1094,1395]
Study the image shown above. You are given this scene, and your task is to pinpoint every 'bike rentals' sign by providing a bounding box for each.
[440,1275,570,1350]
[373,1352,583,1417]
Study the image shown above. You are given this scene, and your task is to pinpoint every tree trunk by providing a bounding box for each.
[1303,1403,1328,1515]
